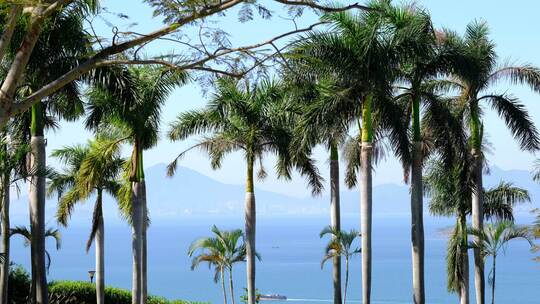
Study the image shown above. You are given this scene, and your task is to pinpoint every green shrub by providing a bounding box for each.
[8,265,31,304]
[48,281,195,304]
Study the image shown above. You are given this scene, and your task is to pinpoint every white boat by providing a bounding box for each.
[259,294,287,301]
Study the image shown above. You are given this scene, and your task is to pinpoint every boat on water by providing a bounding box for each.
[259,294,287,301]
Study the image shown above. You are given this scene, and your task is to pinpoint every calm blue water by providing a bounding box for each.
[10,216,540,304]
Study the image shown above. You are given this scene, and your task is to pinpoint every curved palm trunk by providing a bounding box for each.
[329,144,342,304]
[95,191,105,304]
[245,157,256,304]
[29,103,47,304]
[229,267,236,304]
[411,96,425,304]
[0,170,10,304]
[470,103,485,304]
[221,268,228,304]
[360,95,373,304]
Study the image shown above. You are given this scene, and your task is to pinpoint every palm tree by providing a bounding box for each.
[442,21,540,304]
[283,76,354,304]
[167,77,322,304]
[288,3,426,301]
[48,137,123,304]
[468,221,533,304]
[425,159,530,304]
[189,225,253,304]
[320,226,361,304]
[10,225,61,299]
[85,65,188,304]
[5,2,100,302]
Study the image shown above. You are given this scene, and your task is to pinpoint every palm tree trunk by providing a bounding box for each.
[458,213,469,304]
[131,181,144,304]
[0,170,10,304]
[131,143,146,304]
[96,191,105,304]
[360,95,373,304]
[329,144,342,304]
[460,249,470,304]
[470,103,485,304]
[470,102,484,304]
[229,267,235,304]
[245,156,256,304]
[344,257,349,304]
[411,95,425,304]
[491,256,496,304]
[29,103,47,304]
[221,268,228,304]
[141,181,148,304]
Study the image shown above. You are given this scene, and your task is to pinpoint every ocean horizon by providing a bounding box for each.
[10,215,540,304]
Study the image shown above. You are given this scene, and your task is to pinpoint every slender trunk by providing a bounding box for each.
[360,95,373,304]
[96,191,105,304]
[131,143,146,304]
[245,157,256,304]
[458,213,469,304]
[344,257,349,304]
[29,103,47,304]
[229,267,235,304]
[221,268,228,304]
[141,182,148,304]
[470,102,485,304]
[491,256,496,304]
[131,182,144,304]
[0,169,10,304]
[410,136,425,303]
[329,144,342,304]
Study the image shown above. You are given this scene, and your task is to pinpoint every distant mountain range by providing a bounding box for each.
[9,163,540,226]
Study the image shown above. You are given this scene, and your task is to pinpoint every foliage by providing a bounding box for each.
[167,77,323,194]
[10,226,61,273]
[47,281,198,304]
[7,264,31,304]
[240,288,261,304]
[319,226,361,267]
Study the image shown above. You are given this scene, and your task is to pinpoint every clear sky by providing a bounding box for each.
[46,0,540,198]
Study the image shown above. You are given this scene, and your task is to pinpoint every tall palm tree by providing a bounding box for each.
[320,226,361,304]
[5,2,100,302]
[85,65,188,304]
[167,77,322,304]
[283,76,354,304]
[48,137,123,304]
[425,159,530,304]
[189,225,253,304]
[288,3,427,301]
[468,221,533,304]
[442,21,540,304]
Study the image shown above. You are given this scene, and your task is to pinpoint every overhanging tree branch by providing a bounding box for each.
[11,21,326,117]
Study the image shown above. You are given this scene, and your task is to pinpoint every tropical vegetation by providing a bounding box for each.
[0,1,539,304]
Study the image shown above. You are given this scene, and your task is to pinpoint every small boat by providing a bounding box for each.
[259,294,287,301]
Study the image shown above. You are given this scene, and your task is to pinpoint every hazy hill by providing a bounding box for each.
[8,163,539,226]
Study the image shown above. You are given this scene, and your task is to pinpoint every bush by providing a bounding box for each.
[6,268,198,304]
[48,281,195,304]
[8,265,31,304]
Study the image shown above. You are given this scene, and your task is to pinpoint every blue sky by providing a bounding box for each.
[46,0,540,198]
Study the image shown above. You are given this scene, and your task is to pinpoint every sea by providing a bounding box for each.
[10,215,540,304]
